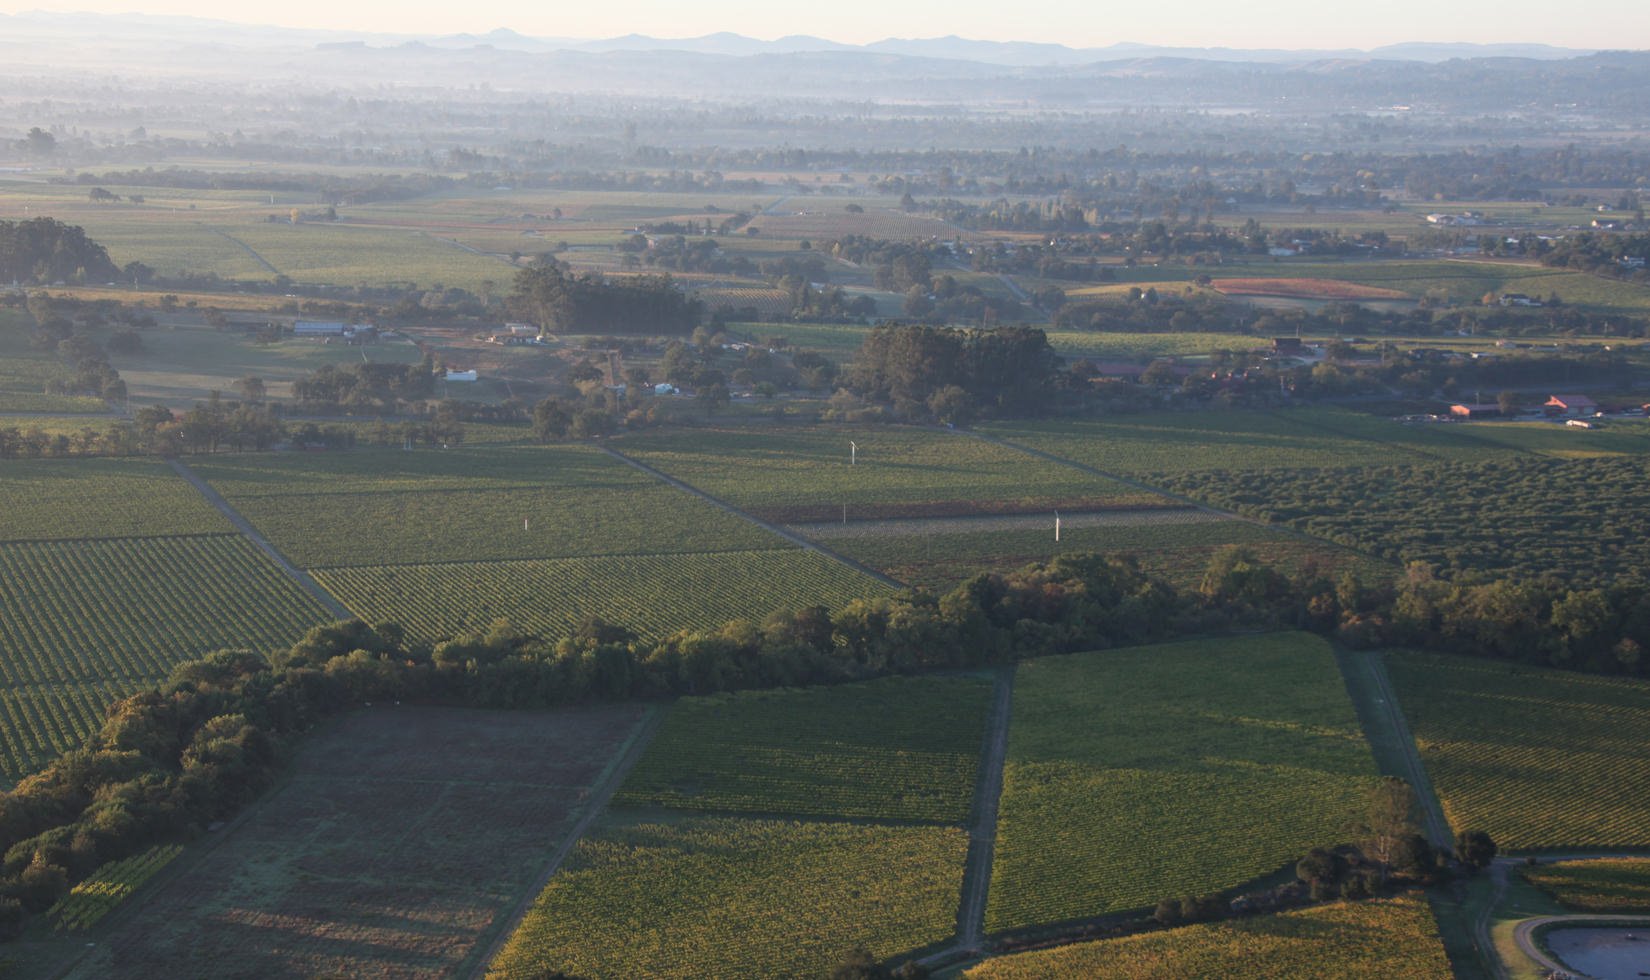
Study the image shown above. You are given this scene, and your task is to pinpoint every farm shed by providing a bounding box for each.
[1544,394,1598,416]
[445,369,478,382]
[1449,403,1500,419]
[293,320,347,336]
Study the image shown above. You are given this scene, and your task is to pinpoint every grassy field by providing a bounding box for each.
[106,322,423,406]
[1387,652,1650,850]
[316,549,891,643]
[195,445,785,567]
[615,426,1172,523]
[615,674,993,823]
[808,513,1384,592]
[986,633,1379,933]
[1519,859,1650,913]
[0,457,231,541]
[965,896,1453,979]
[486,814,967,980]
[0,316,107,413]
[60,704,647,980]
[0,534,331,780]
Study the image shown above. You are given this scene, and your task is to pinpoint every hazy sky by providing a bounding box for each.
[3,0,1647,49]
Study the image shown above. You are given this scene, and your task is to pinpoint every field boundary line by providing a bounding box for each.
[955,664,1015,953]
[1333,648,1451,847]
[599,445,907,589]
[306,544,812,573]
[464,705,664,979]
[205,227,280,276]
[167,458,353,619]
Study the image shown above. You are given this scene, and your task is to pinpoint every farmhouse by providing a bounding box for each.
[505,322,538,336]
[1544,394,1598,416]
[1449,403,1501,419]
[1498,293,1541,307]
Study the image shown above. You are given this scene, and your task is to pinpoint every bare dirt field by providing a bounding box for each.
[65,703,648,980]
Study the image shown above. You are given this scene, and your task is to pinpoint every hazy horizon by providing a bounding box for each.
[0,1,1645,51]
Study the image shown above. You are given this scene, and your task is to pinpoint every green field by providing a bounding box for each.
[986,633,1378,933]
[0,457,231,541]
[1452,418,1650,458]
[616,426,1170,523]
[986,408,1512,480]
[1387,652,1650,850]
[615,674,993,823]
[1519,859,1650,913]
[965,896,1452,979]
[486,815,967,980]
[810,513,1382,592]
[196,445,784,567]
[45,845,183,933]
[0,534,331,780]
[1166,455,1650,582]
[316,549,890,643]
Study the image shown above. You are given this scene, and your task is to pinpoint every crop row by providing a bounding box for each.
[1519,858,1650,913]
[986,633,1378,933]
[315,549,892,644]
[486,815,967,980]
[0,457,231,542]
[1164,454,1650,583]
[617,425,1164,519]
[616,674,993,824]
[47,845,184,932]
[192,444,643,498]
[0,535,331,779]
[0,682,123,786]
[1388,652,1650,850]
[967,895,1452,979]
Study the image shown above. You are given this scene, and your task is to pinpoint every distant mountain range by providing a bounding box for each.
[0,11,1610,66]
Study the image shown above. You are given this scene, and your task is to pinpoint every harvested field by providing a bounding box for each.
[68,704,648,980]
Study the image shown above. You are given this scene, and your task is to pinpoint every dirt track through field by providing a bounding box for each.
[207,227,280,276]
[1334,648,1452,847]
[168,458,352,619]
[599,445,907,589]
[463,706,663,979]
[956,666,1015,953]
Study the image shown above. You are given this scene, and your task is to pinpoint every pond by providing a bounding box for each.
[1547,927,1650,980]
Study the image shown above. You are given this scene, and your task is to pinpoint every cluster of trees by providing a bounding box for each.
[509,258,702,335]
[1536,232,1650,280]
[292,358,437,413]
[0,218,118,285]
[845,324,1061,420]
[821,237,938,293]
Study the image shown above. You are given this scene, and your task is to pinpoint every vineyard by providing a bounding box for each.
[315,549,891,643]
[1387,652,1650,850]
[986,633,1378,933]
[1519,859,1650,913]
[46,845,183,932]
[72,704,647,979]
[0,535,331,779]
[616,426,1171,522]
[486,815,967,980]
[1164,455,1650,583]
[811,514,1382,593]
[198,446,785,566]
[986,408,1510,479]
[0,458,231,542]
[615,674,993,823]
[965,896,1452,979]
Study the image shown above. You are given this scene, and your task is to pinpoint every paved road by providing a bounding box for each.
[168,458,352,619]
[599,445,907,589]
[462,706,663,979]
[1512,912,1650,978]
